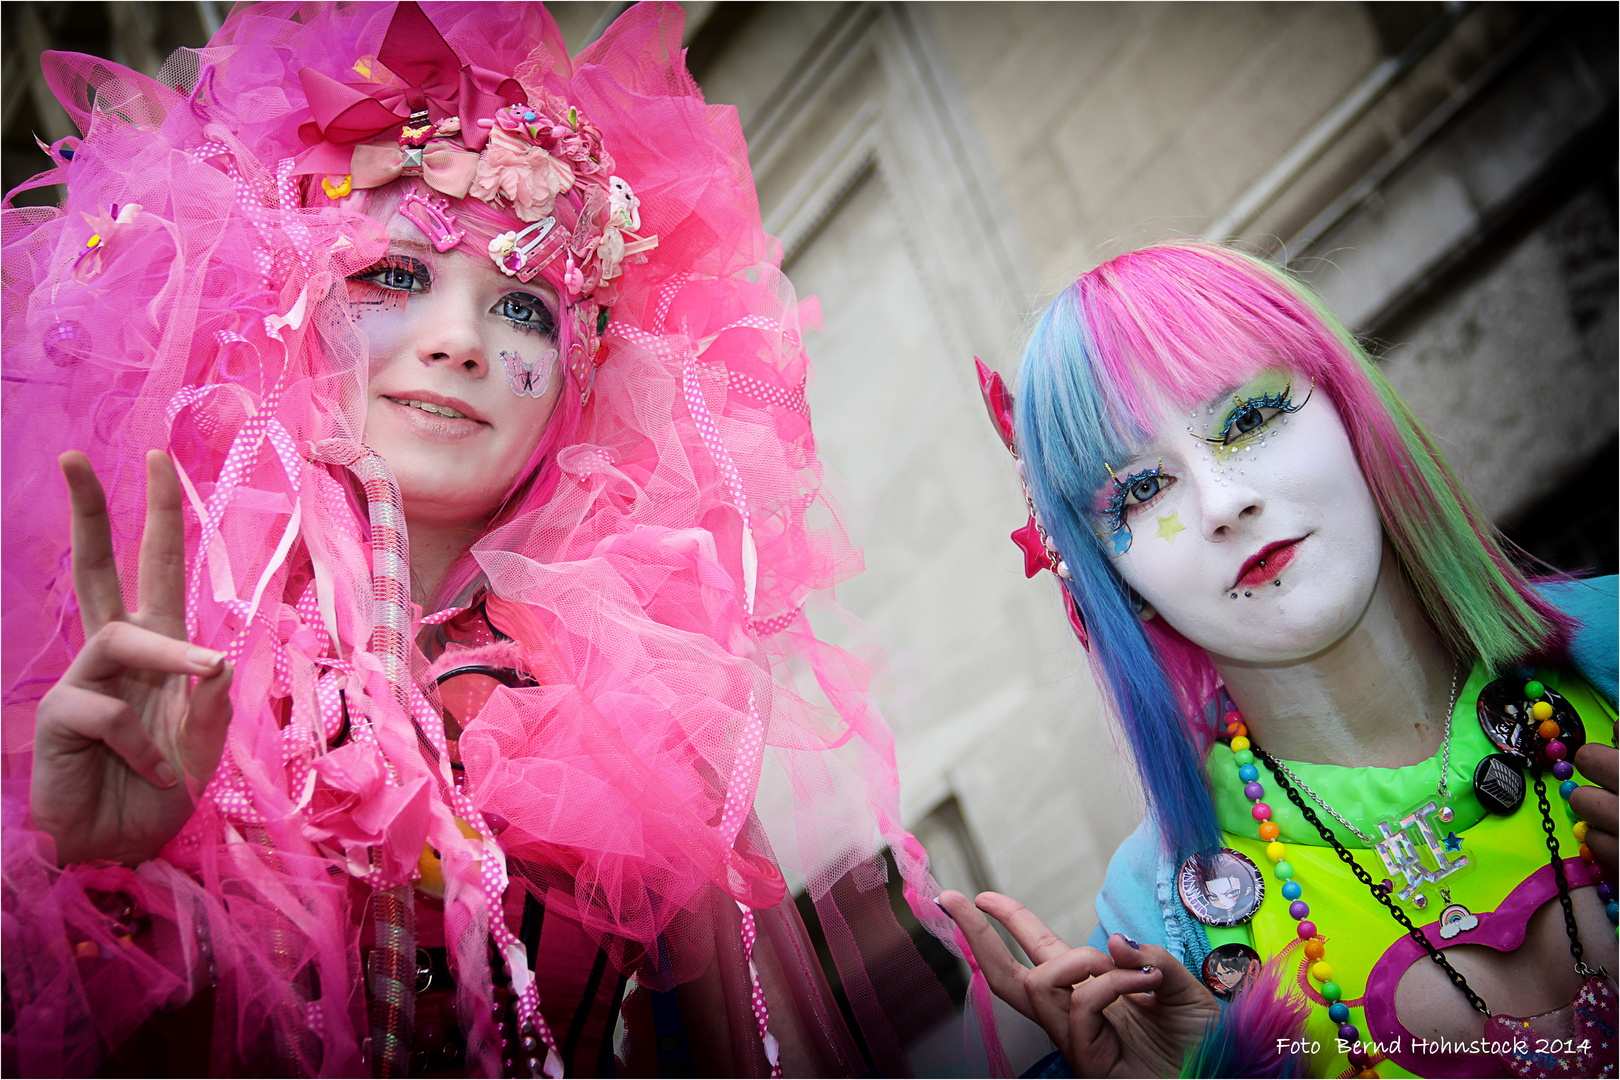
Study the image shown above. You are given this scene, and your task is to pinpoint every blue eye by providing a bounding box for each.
[1199,378,1313,445]
[1096,459,1174,555]
[497,293,556,337]
[352,255,430,293]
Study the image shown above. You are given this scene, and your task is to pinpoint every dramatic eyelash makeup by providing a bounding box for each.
[495,292,557,338]
[1094,459,1172,557]
[1195,376,1313,447]
[346,254,431,311]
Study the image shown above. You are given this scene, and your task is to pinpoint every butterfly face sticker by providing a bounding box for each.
[502,348,556,399]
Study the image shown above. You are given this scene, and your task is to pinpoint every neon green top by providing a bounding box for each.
[1205,666,1616,1077]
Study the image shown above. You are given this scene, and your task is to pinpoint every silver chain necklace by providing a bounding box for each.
[1262,663,1461,845]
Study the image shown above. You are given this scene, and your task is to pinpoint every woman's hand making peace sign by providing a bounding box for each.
[940,889,1218,1078]
[29,450,234,867]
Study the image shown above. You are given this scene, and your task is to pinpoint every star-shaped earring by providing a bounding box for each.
[1011,515,1052,579]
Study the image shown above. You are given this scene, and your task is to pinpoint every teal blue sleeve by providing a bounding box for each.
[1539,575,1617,707]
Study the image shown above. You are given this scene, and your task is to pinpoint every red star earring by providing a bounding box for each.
[976,357,1090,651]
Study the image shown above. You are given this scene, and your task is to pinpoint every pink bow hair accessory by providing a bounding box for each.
[293,0,522,173]
[349,139,479,199]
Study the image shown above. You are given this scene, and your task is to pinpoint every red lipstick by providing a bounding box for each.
[1233,537,1305,590]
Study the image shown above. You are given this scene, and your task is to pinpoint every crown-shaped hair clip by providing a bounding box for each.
[399,189,466,253]
[976,357,1090,651]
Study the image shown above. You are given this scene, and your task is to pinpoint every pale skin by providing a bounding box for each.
[946,374,1618,1076]
[30,202,563,866]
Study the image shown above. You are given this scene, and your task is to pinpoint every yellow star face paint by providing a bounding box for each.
[1155,511,1185,544]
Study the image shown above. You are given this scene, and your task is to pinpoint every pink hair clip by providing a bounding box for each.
[399,189,466,253]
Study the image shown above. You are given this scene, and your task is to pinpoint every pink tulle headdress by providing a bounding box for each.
[2,3,993,1076]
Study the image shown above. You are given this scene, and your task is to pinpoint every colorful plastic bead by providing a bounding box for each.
[1607,902,1617,926]
[1276,861,1295,880]
[1283,881,1303,901]
[1321,980,1341,1002]
[1259,821,1281,841]
[1328,1001,1349,1023]
[1225,710,1243,727]
[1338,1023,1358,1042]
[1537,718,1561,739]
[1310,960,1331,984]
[1524,680,1545,699]
[1233,749,1254,766]
[1266,842,1287,862]
[1561,779,1579,800]
[1348,1046,1370,1068]
[1245,781,1266,800]
[1231,736,1251,751]
[1598,881,1614,904]
[1304,938,1325,961]
[1546,740,1567,761]
[1574,821,1589,843]
[1296,920,1317,939]
[1290,901,1310,920]
[1252,802,1272,822]
[1579,843,1594,862]
[1532,701,1555,723]
[1553,760,1575,781]
[1239,764,1260,782]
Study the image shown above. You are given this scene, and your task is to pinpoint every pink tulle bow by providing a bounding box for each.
[293,0,523,167]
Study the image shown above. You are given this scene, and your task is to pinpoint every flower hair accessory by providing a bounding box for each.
[293,2,659,400]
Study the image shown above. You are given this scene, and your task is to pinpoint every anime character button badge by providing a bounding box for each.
[1177,848,1265,927]
[1201,942,1263,999]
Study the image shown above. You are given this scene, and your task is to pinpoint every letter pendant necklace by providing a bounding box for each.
[1236,668,1613,1078]
[1264,666,1469,910]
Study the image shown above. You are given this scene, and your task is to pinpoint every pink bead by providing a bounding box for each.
[1546,740,1567,761]
[1296,920,1317,939]
[1251,802,1272,822]
[1225,710,1243,726]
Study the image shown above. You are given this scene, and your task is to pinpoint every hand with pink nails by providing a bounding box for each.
[939,889,1217,1077]
[29,451,234,866]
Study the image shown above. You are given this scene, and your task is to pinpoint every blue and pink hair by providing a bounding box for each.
[1016,243,1572,857]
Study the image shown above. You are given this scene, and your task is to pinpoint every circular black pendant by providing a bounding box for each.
[1476,679,1586,765]
[1473,752,1526,815]
[1201,942,1263,999]
[1177,848,1265,927]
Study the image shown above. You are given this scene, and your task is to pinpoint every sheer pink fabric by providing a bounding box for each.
[1,3,995,1075]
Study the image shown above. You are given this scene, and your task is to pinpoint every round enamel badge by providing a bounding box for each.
[1177,848,1264,927]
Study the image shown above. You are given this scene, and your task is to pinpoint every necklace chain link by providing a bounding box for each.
[1264,665,1460,846]
[1254,744,1494,1017]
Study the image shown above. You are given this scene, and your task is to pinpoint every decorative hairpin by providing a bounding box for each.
[489,217,560,282]
[975,357,1090,650]
[399,189,466,253]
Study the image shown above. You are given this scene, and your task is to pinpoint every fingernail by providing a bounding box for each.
[934,898,955,919]
[187,646,224,669]
[1140,965,1156,974]
[154,761,178,787]
[1119,934,1140,949]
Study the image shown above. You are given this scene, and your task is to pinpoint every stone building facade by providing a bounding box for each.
[5,3,1614,1069]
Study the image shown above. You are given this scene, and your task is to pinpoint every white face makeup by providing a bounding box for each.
[351,213,564,531]
[1102,371,1385,664]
